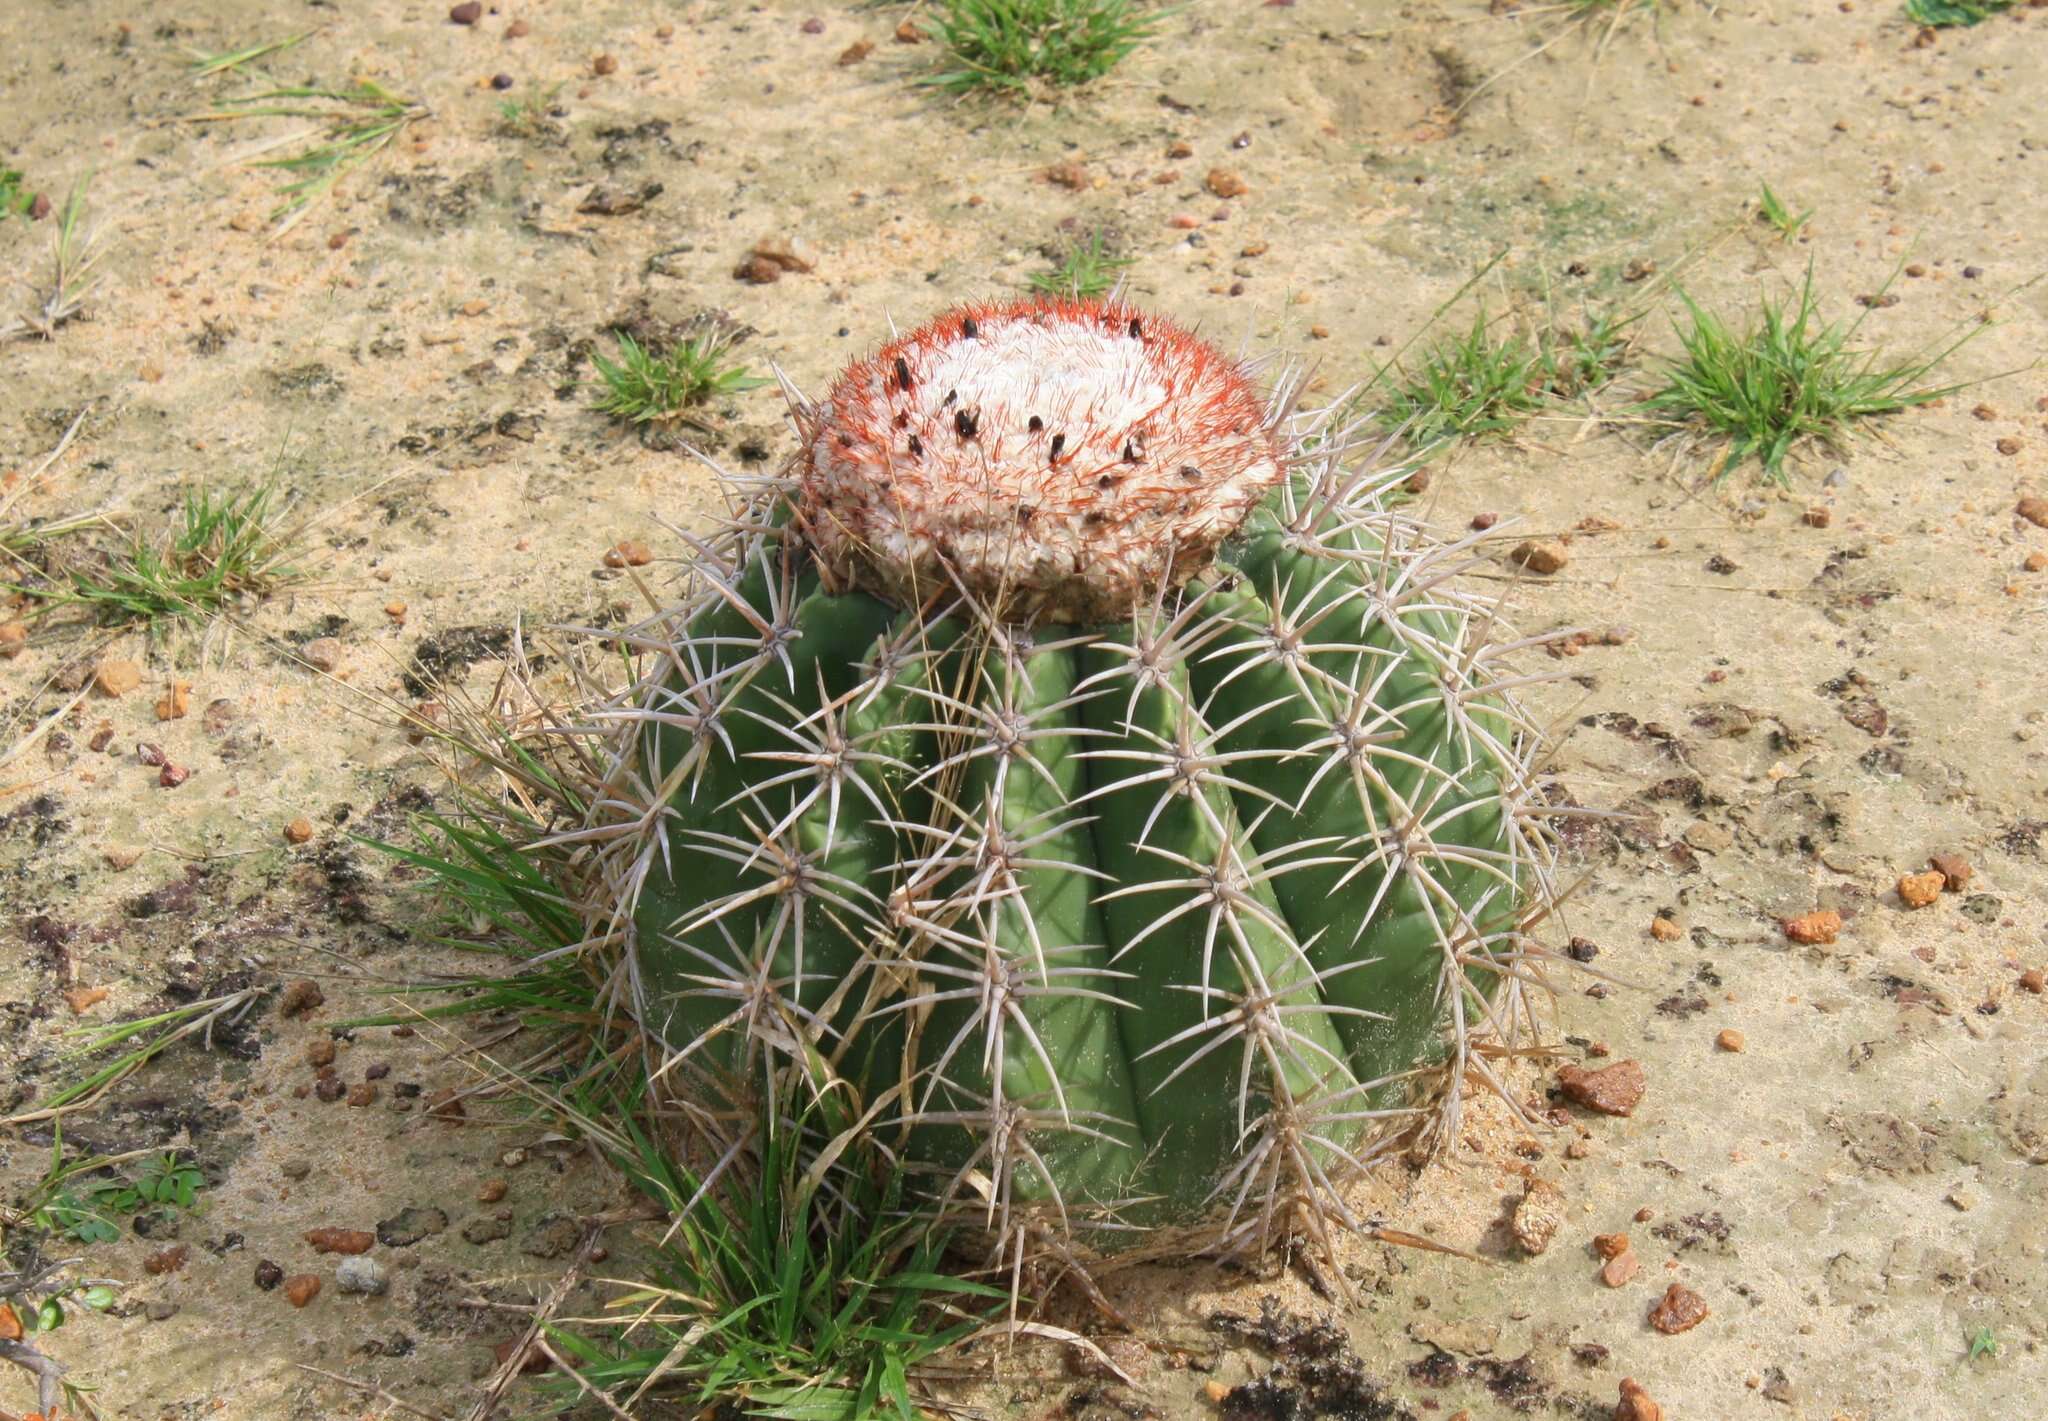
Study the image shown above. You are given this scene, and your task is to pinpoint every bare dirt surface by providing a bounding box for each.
[3,1,2046,1418]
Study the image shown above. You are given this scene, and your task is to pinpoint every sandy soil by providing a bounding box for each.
[3,0,2046,1417]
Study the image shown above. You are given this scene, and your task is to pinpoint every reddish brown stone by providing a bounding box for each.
[1557,1059,1646,1117]
[284,1274,322,1308]
[1615,1377,1663,1421]
[304,1228,375,1255]
[1782,910,1841,945]
[1648,1282,1709,1334]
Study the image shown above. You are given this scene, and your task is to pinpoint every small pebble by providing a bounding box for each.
[285,816,315,845]
[1600,1249,1641,1288]
[2019,968,2043,995]
[1715,1027,1745,1053]
[1556,1059,1646,1117]
[591,53,618,75]
[1648,1283,1709,1335]
[604,540,653,568]
[159,763,190,789]
[490,72,515,90]
[280,980,325,1017]
[281,1159,313,1180]
[837,38,874,64]
[1802,506,1831,529]
[506,18,529,38]
[478,1178,509,1203]
[1649,916,1682,942]
[147,1299,181,1322]
[1205,168,1249,199]
[801,15,825,31]
[1470,511,1499,531]
[64,985,109,1015]
[449,1,482,23]
[94,658,143,698]
[348,1082,379,1107]
[1592,1232,1631,1260]
[305,1038,337,1068]
[1897,870,1944,909]
[2016,496,2048,529]
[305,1228,376,1255]
[0,622,25,659]
[1509,540,1568,575]
[384,600,407,621]
[155,679,191,720]
[254,1259,285,1290]
[1782,909,1841,945]
[1511,1179,1563,1254]
[335,1255,389,1296]
[284,1274,322,1308]
[1615,1377,1663,1421]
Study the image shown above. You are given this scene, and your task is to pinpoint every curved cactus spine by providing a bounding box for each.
[579,297,1560,1267]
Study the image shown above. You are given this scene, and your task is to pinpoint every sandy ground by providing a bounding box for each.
[3,0,2046,1417]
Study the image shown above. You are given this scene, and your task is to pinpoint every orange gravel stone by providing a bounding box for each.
[304,1228,375,1255]
[1897,871,1944,909]
[1557,1059,1646,1117]
[1782,910,1841,945]
[1648,1282,1709,1334]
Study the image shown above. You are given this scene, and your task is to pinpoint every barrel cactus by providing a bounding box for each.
[594,296,1555,1268]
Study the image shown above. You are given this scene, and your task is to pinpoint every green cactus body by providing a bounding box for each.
[616,297,1547,1258]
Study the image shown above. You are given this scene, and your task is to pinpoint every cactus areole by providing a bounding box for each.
[623,297,1552,1262]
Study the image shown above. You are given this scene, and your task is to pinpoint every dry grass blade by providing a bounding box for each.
[0,987,264,1126]
[0,178,107,342]
[187,79,427,234]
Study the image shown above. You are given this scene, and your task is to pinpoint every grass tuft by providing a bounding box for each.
[1027,230,1135,298]
[544,1089,1003,1418]
[924,0,1169,97]
[5,484,304,628]
[1,178,106,342]
[188,79,425,234]
[590,328,769,426]
[1641,263,1979,483]
[1371,305,1638,451]
[1756,181,1812,241]
[496,82,565,139]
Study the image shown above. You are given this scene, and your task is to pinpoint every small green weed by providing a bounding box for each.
[33,1152,206,1245]
[1641,263,1979,483]
[1371,304,1637,450]
[591,329,769,426]
[188,79,425,234]
[1376,310,1550,449]
[925,0,1169,97]
[1967,1325,1999,1361]
[0,167,34,220]
[1904,0,2013,24]
[496,82,565,139]
[11,484,302,626]
[1756,182,1812,241]
[1028,230,1135,298]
